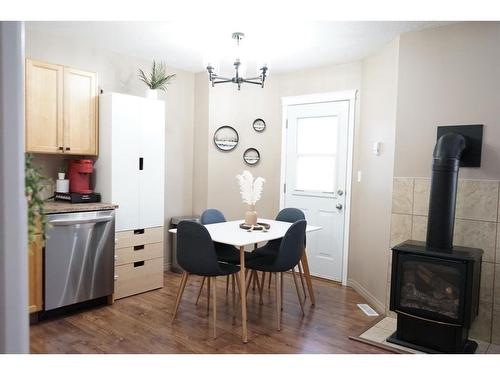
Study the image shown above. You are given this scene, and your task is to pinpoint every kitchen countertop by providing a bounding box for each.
[44,200,118,214]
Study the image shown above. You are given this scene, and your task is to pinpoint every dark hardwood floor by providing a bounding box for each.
[30,271,390,353]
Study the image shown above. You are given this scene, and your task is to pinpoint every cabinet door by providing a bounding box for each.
[25,59,64,153]
[111,94,141,231]
[139,99,165,228]
[28,234,43,313]
[63,67,98,155]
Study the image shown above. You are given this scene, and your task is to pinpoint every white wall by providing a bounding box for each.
[347,38,400,311]
[196,62,363,224]
[394,22,500,179]
[0,21,29,353]
[192,72,210,215]
[25,27,195,266]
[205,78,281,220]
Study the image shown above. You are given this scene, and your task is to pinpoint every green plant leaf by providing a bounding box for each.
[138,60,175,91]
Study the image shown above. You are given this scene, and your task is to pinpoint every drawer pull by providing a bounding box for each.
[134,245,145,251]
[134,261,145,268]
[114,275,118,280]
[134,229,145,235]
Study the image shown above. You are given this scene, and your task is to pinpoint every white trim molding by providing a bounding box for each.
[347,278,385,314]
[280,90,357,286]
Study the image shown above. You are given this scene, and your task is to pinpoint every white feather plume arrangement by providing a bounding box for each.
[236,170,265,205]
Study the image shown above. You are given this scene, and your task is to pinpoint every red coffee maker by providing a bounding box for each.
[68,159,93,194]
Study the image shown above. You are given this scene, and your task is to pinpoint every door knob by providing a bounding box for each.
[336,203,343,210]
[337,189,344,196]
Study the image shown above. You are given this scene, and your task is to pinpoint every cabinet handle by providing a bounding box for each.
[139,157,144,170]
[133,229,145,235]
[65,147,71,151]
[134,245,145,251]
[134,261,145,268]
[58,146,64,151]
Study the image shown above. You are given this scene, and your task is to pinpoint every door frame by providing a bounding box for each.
[279,90,357,286]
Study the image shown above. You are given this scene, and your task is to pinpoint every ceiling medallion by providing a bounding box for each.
[206,32,268,90]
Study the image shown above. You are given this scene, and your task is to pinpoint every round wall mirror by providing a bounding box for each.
[213,126,239,151]
[243,148,260,166]
[252,118,266,132]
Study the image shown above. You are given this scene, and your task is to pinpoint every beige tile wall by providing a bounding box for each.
[387,177,500,344]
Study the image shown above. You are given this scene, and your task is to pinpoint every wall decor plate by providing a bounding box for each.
[243,148,260,166]
[214,126,239,151]
[252,118,266,132]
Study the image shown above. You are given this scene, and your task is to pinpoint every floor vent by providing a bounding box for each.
[357,303,379,317]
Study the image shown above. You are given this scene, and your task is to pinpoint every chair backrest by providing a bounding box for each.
[177,221,222,276]
[200,208,226,225]
[272,220,307,272]
[276,207,305,222]
[267,208,306,250]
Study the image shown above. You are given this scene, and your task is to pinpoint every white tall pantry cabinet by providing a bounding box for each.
[96,93,165,299]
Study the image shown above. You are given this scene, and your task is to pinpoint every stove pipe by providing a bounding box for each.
[426,133,466,251]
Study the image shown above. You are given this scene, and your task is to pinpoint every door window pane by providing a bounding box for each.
[297,116,338,155]
[296,155,336,192]
[295,115,338,193]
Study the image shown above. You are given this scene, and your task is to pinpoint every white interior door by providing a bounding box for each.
[284,100,350,282]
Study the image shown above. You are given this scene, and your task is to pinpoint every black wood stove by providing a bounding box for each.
[388,131,483,353]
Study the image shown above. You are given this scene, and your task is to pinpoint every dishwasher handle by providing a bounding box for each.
[50,216,114,226]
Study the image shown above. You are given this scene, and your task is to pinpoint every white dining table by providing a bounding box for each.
[169,218,322,343]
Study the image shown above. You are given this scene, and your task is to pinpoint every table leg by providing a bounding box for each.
[239,245,248,343]
[300,247,316,306]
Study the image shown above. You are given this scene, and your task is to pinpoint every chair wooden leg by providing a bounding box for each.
[226,275,229,296]
[297,263,307,302]
[252,270,257,291]
[275,272,282,331]
[280,272,284,311]
[207,277,211,316]
[245,270,254,295]
[292,268,305,316]
[212,276,217,339]
[257,271,265,305]
[171,272,189,323]
[268,271,272,289]
[232,274,236,318]
[195,276,205,305]
[235,272,242,295]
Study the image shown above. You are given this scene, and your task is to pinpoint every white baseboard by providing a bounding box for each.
[347,278,385,314]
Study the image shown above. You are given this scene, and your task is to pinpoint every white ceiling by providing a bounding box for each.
[26,21,451,74]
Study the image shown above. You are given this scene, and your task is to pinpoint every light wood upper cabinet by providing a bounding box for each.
[25,59,98,156]
[25,59,64,153]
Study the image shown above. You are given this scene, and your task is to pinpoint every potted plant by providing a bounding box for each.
[236,170,265,226]
[25,154,48,244]
[138,60,176,99]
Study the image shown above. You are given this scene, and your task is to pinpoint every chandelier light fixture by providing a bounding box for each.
[206,32,268,90]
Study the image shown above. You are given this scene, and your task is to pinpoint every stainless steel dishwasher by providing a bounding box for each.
[44,210,115,311]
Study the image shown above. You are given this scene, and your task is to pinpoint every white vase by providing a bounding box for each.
[244,204,258,226]
[145,89,158,100]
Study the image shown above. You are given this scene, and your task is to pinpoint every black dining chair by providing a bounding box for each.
[197,208,259,303]
[171,220,240,338]
[245,220,307,331]
[255,208,307,304]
